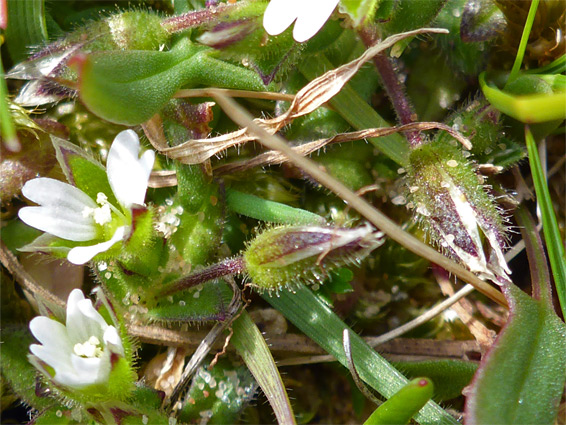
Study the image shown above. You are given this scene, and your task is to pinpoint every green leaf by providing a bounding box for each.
[264,285,458,425]
[0,59,19,151]
[379,0,447,57]
[231,310,296,425]
[0,326,54,410]
[5,0,48,63]
[74,39,203,126]
[479,72,566,123]
[339,0,379,27]
[172,164,225,266]
[364,377,434,425]
[74,36,271,126]
[393,360,477,402]
[226,189,325,225]
[147,279,233,323]
[525,128,566,317]
[465,284,566,424]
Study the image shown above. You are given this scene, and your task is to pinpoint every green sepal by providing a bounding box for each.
[339,0,379,27]
[146,279,234,323]
[364,377,434,425]
[119,207,167,277]
[31,407,81,424]
[52,136,118,207]
[178,357,257,424]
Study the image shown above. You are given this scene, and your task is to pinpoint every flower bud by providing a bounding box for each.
[243,224,384,291]
[406,139,511,283]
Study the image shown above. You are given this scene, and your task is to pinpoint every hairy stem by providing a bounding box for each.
[358,26,423,146]
[157,256,246,297]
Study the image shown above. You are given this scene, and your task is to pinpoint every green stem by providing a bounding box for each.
[525,127,566,317]
[507,0,540,86]
[226,188,325,225]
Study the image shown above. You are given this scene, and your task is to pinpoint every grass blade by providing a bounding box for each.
[231,310,296,425]
[525,127,566,317]
[264,286,459,425]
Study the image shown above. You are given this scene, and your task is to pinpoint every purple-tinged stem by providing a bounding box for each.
[358,26,423,147]
[157,256,246,297]
[161,3,232,33]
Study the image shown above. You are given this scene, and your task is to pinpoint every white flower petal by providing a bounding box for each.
[22,178,97,211]
[103,326,125,357]
[263,0,301,36]
[293,0,339,42]
[107,130,155,208]
[66,226,127,265]
[70,354,107,386]
[66,290,108,343]
[30,344,74,378]
[19,178,99,241]
[19,206,97,242]
[29,316,73,353]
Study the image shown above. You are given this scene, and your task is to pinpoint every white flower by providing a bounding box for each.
[18,130,155,265]
[263,0,340,42]
[29,289,125,389]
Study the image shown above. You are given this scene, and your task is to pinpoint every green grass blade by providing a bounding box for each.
[231,310,296,425]
[0,57,19,151]
[226,189,325,225]
[507,0,539,84]
[264,285,459,425]
[525,127,566,318]
[4,0,48,63]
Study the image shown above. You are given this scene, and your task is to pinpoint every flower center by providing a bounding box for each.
[73,336,103,358]
[82,192,113,225]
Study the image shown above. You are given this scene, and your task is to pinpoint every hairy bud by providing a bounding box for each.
[243,224,384,292]
[406,139,510,283]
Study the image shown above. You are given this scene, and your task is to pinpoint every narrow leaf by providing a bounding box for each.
[465,284,566,424]
[479,72,566,123]
[525,127,566,317]
[365,377,434,425]
[264,285,459,425]
[5,0,48,63]
[231,310,296,425]
[226,188,325,225]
